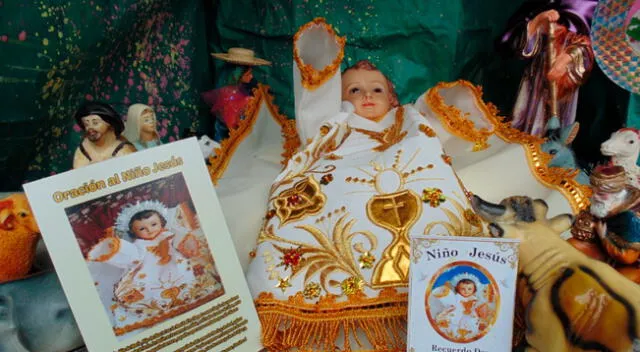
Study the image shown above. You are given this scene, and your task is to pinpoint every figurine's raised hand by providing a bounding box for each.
[529,9,560,35]
[547,52,572,82]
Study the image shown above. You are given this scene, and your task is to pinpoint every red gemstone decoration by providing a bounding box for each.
[287,194,301,206]
[282,247,303,269]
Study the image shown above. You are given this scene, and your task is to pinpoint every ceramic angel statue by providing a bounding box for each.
[123,104,162,150]
[246,18,485,351]
[86,201,222,336]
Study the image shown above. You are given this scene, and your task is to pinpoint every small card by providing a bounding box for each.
[407,235,520,352]
[24,138,262,352]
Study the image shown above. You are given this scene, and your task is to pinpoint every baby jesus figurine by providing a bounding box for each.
[246,18,485,351]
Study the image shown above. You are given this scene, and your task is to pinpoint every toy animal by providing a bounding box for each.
[198,135,220,164]
[0,271,83,352]
[471,194,640,352]
[0,194,40,283]
[601,128,640,188]
[541,117,589,185]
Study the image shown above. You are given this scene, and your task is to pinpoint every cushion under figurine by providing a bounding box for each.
[123,103,163,150]
[72,101,136,169]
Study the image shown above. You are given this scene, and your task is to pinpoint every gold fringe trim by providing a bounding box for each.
[208,84,301,184]
[255,288,407,351]
[426,80,591,213]
[293,18,346,91]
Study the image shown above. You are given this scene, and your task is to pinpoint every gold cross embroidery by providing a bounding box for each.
[383,198,406,227]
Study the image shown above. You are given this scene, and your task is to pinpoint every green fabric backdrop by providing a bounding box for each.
[0,0,630,191]
[211,0,530,119]
[1,0,212,190]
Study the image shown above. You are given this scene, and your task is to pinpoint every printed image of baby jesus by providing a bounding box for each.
[86,200,223,336]
[431,274,495,342]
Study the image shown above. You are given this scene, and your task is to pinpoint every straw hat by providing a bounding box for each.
[591,0,640,94]
[211,48,271,66]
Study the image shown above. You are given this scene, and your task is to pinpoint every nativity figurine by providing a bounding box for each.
[568,165,640,283]
[499,0,596,137]
[123,104,162,150]
[472,194,640,352]
[72,101,136,169]
[202,48,270,141]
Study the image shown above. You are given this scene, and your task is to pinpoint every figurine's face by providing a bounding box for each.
[130,213,163,240]
[140,109,156,134]
[457,282,476,297]
[342,69,392,121]
[81,115,112,142]
[240,68,253,84]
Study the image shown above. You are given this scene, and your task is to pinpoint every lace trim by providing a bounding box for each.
[208,84,301,184]
[426,80,591,213]
[293,18,346,91]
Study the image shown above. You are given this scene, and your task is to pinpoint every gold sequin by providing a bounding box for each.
[303,282,322,299]
[276,276,293,293]
[358,252,376,269]
[422,188,446,208]
[341,276,365,296]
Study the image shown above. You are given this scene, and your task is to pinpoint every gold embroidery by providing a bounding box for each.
[293,18,346,90]
[208,84,301,184]
[441,154,452,165]
[422,187,447,207]
[423,192,485,237]
[275,276,292,293]
[358,251,376,269]
[426,80,590,213]
[426,85,493,151]
[341,276,365,296]
[268,123,349,197]
[419,124,437,137]
[259,213,376,293]
[276,245,304,270]
[353,106,408,152]
[260,85,302,165]
[367,190,422,287]
[303,282,322,299]
[273,176,327,226]
[255,288,407,351]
